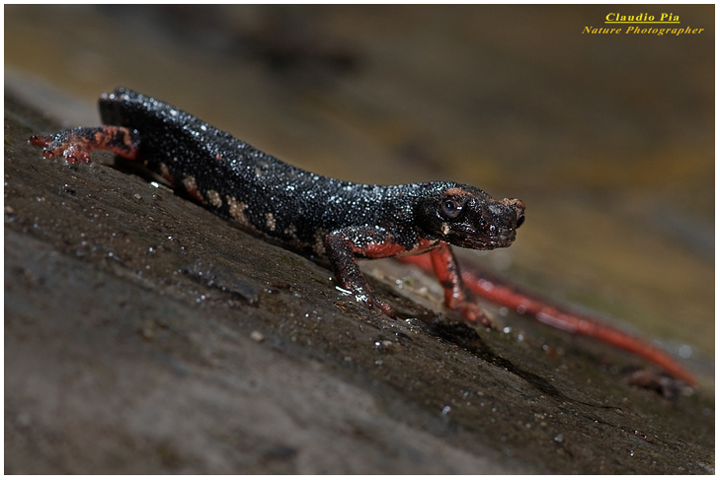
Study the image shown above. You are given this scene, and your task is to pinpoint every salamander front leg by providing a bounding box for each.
[428,243,492,327]
[324,231,396,318]
[30,126,141,164]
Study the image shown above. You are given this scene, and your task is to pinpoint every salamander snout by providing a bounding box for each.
[500,198,525,229]
[478,197,525,247]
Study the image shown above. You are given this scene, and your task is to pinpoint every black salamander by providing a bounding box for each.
[30,88,525,324]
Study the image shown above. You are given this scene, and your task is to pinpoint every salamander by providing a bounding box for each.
[30,87,525,325]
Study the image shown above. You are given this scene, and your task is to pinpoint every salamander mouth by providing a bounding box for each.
[460,232,516,250]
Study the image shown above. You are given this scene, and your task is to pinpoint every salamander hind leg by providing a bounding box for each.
[324,229,396,318]
[30,126,141,165]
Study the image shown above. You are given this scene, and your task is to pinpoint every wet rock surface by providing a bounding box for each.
[5,94,714,474]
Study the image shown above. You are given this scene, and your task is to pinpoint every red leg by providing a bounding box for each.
[426,243,492,326]
[324,231,396,318]
[30,126,141,164]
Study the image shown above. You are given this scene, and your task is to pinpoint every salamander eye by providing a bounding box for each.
[440,197,463,219]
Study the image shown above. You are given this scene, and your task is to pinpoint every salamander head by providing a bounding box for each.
[416,183,525,250]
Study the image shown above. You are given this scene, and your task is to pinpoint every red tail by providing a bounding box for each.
[399,254,697,386]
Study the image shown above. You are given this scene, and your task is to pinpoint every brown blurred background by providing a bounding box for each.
[5,5,713,375]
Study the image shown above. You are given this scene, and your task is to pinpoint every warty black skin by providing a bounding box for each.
[32,88,525,318]
[98,88,523,255]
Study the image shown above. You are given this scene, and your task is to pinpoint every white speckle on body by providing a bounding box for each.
[159,162,171,178]
[284,223,297,237]
[207,189,222,208]
[265,212,276,231]
[183,175,197,191]
[313,229,329,256]
[182,175,204,202]
[227,196,250,227]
